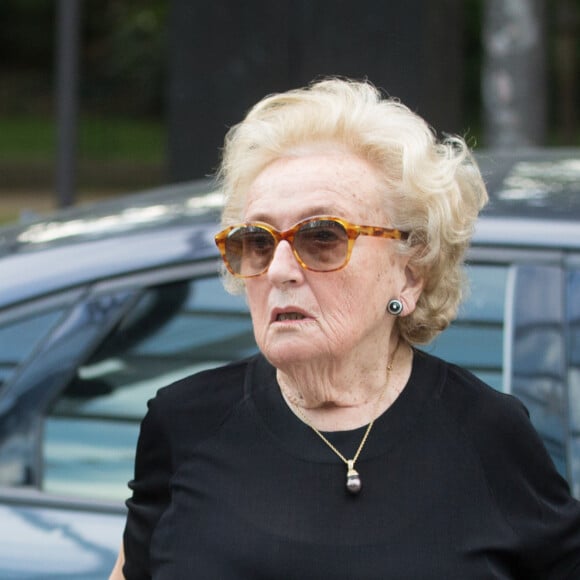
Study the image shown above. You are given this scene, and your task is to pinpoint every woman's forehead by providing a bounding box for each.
[243,152,388,224]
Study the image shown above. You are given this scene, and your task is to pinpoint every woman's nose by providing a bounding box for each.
[266,240,305,285]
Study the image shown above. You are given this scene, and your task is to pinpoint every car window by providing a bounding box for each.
[510,264,567,477]
[420,264,509,391]
[43,275,256,500]
[0,308,69,390]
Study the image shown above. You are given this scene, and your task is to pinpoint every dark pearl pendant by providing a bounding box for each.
[346,460,362,495]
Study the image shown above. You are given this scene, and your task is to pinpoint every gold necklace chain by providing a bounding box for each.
[285,341,401,495]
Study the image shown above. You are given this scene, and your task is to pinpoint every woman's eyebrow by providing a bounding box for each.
[245,206,346,224]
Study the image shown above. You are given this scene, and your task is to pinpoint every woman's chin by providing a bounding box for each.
[261,340,327,368]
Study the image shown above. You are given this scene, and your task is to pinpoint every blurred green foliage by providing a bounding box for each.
[82,1,168,116]
[0,0,168,189]
[0,0,167,117]
[0,115,164,162]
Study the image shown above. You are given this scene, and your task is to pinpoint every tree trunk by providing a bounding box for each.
[482,0,547,147]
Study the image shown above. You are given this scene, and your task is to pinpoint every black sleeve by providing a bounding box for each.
[119,359,252,578]
[122,395,172,580]
[481,395,580,579]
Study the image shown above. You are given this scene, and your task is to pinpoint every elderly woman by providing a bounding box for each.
[112,79,580,579]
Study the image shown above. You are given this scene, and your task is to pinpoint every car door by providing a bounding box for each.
[0,286,135,578]
[0,260,257,576]
[423,247,578,498]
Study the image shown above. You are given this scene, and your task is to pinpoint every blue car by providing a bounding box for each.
[0,149,579,578]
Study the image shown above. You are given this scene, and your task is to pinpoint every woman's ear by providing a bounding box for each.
[398,262,424,317]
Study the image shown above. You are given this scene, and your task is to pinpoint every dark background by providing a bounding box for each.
[0,0,578,214]
[167,1,466,179]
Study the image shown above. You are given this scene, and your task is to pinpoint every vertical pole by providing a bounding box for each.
[55,0,81,208]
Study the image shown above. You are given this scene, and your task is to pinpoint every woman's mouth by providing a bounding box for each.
[276,312,306,321]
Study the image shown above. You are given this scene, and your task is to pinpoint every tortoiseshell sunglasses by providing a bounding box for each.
[214,215,408,278]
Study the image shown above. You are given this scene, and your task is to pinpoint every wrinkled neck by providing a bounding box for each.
[276,341,411,431]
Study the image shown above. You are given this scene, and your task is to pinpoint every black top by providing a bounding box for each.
[123,350,580,579]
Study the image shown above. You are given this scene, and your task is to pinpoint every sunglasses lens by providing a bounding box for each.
[225,226,276,276]
[295,219,349,271]
[219,218,352,277]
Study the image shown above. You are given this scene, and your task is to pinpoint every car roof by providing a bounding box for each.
[0,180,224,309]
[473,148,580,249]
[0,179,222,254]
